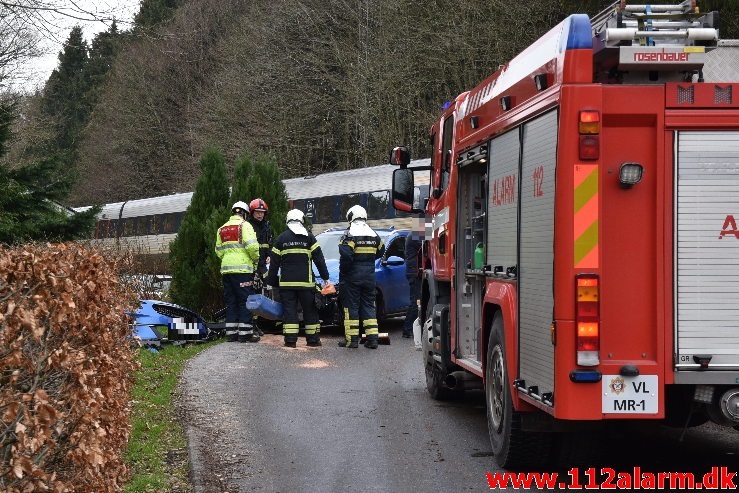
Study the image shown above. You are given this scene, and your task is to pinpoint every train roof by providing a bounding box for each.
[283,159,430,200]
[72,160,431,219]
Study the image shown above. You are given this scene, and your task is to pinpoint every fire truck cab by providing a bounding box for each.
[391,0,739,468]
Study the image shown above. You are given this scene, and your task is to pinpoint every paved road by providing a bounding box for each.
[178,319,739,492]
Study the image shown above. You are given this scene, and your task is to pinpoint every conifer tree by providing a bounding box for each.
[230,152,289,238]
[168,147,229,317]
[86,22,123,100]
[0,101,98,244]
[229,153,254,207]
[246,154,289,238]
[134,0,187,29]
[41,26,90,151]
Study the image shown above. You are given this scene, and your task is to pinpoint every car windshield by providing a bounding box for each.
[316,230,393,260]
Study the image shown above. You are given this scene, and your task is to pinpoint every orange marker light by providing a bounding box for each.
[576,274,600,365]
[579,110,600,134]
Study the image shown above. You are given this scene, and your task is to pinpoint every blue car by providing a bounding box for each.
[314,227,411,323]
[127,300,211,345]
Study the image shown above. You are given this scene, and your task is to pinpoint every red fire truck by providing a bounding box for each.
[391,0,739,467]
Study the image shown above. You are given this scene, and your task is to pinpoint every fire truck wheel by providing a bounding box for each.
[423,307,457,400]
[424,360,453,400]
[486,312,550,468]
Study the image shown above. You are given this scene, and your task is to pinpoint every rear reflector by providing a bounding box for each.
[579,135,600,160]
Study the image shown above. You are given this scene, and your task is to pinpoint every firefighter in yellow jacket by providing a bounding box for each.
[215,201,261,342]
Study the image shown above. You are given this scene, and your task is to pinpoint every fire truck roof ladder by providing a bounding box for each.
[591,1,718,74]
[593,1,717,47]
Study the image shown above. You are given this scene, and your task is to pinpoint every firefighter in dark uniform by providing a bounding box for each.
[338,205,385,349]
[215,201,261,342]
[248,198,273,336]
[248,198,273,281]
[266,209,330,348]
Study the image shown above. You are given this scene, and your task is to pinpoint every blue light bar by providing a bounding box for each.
[569,369,602,383]
[565,14,593,50]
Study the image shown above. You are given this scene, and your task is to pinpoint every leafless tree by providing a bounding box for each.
[0,1,128,90]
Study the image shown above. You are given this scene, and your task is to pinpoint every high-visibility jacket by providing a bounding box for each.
[215,215,260,275]
[267,229,330,289]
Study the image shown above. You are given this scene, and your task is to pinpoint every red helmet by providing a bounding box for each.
[249,198,268,213]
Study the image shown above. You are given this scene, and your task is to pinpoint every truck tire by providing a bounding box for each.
[422,303,457,400]
[486,312,550,468]
[425,360,448,400]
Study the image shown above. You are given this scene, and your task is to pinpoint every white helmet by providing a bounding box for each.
[346,205,367,222]
[286,209,305,224]
[232,201,249,215]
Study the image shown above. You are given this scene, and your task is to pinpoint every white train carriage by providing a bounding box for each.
[284,160,430,232]
[75,161,430,271]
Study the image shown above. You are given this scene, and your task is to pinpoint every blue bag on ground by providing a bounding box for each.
[247,294,283,320]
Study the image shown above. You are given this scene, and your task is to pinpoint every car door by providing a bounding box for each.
[376,233,409,314]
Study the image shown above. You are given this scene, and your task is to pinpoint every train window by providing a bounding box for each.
[151,215,160,235]
[109,219,120,238]
[136,216,150,236]
[305,200,316,222]
[368,191,389,219]
[339,194,361,220]
[123,218,136,237]
[315,196,336,224]
[291,199,304,212]
[172,212,184,232]
[161,214,177,234]
[96,220,110,239]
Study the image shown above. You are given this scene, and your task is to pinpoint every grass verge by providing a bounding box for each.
[124,341,220,493]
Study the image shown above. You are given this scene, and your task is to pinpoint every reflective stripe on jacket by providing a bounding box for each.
[268,229,329,289]
[215,215,260,275]
[339,229,384,283]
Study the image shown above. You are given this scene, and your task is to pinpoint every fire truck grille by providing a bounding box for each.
[715,85,733,104]
[677,85,694,104]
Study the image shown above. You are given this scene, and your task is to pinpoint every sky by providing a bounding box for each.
[15,1,140,92]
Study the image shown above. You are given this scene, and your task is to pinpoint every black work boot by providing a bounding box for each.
[338,336,359,348]
[226,334,238,342]
[364,335,379,349]
[284,336,297,348]
[306,334,322,347]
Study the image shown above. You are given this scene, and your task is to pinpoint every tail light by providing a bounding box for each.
[579,110,600,160]
[576,274,600,366]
